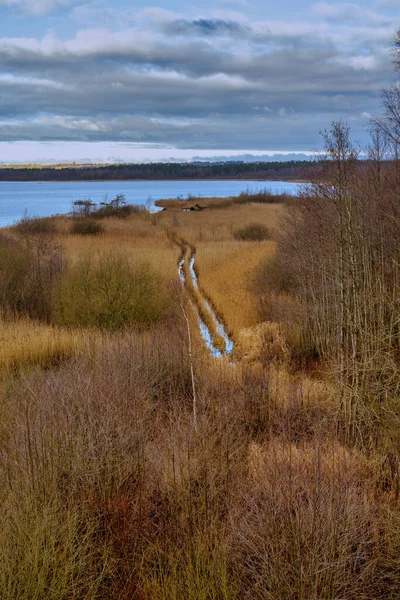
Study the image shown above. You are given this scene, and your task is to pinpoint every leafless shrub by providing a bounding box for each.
[259,120,400,444]
[0,230,64,322]
[230,440,383,600]
[13,214,57,236]
[70,218,104,235]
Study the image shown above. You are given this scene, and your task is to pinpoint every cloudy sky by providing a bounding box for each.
[0,0,399,163]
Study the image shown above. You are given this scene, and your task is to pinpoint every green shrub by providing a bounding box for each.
[234,223,271,241]
[55,253,167,329]
[70,219,104,236]
[13,215,57,235]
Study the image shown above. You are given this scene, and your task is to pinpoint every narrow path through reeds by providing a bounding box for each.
[177,239,234,358]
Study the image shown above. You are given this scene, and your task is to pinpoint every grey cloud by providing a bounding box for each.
[0,14,393,149]
[0,108,373,152]
[0,112,321,148]
[0,30,388,85]
[0,50,386,121]
[163,18,249,37]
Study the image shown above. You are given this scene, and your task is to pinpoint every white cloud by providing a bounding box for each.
[35,115,108,132]
[313,2,390,25]
[258,19,327,38]
[0,0,75,14]
[135,7,182,24]
[0,73,67,87]
[333,54,379,71]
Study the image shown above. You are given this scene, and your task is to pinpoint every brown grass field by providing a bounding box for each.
[0,200,280,371]
[195,240,275,337]
[2,192,400,599]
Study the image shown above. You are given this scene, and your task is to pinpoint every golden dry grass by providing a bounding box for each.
[0,212,182,375]
[0,317,97,373]
[0,213,179,376]
[58,205,283,354]
[3,197,400,599]
[59,205,283,347]
[0,203,284,373]
[160,202,284,243]
[62,215,180,280]
[158,203,283,341]
[194,240,275,337]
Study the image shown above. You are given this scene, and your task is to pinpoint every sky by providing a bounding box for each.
[0,0,399,163]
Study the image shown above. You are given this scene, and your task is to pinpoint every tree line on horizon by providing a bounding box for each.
[0,160,311,181]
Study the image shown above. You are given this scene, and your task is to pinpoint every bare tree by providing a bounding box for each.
[276,118,400,445]
[371,28,400,164]
[73,199,96,219]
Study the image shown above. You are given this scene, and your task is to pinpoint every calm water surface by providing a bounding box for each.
[0,180,302,227]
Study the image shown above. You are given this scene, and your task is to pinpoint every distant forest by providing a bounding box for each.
[0,160,312,181]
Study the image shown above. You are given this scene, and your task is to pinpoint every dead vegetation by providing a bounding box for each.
[2,114,400,598]
[1,326,400,599]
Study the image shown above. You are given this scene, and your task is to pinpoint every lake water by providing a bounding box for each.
[0,180,302,228]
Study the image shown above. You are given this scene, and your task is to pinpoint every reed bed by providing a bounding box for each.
[0,318,96,373]
[63,222,179,280]
[160,203,283,244]
[195,241,275,338]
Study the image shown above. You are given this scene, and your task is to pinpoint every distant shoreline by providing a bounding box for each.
[0,177,307,183]
[0,160,311,183]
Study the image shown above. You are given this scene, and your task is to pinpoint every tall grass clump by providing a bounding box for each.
[55,252,167,329]
[234,223,271,241]
[91,204,139,219]
[230,440,385,600]
[0,317,93,373]
[237,188,293,205]
[0,328,195,599]
[211,189,295,209]
[70,218,104,235]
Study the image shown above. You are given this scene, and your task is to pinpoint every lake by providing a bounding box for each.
[0,180,302,228]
